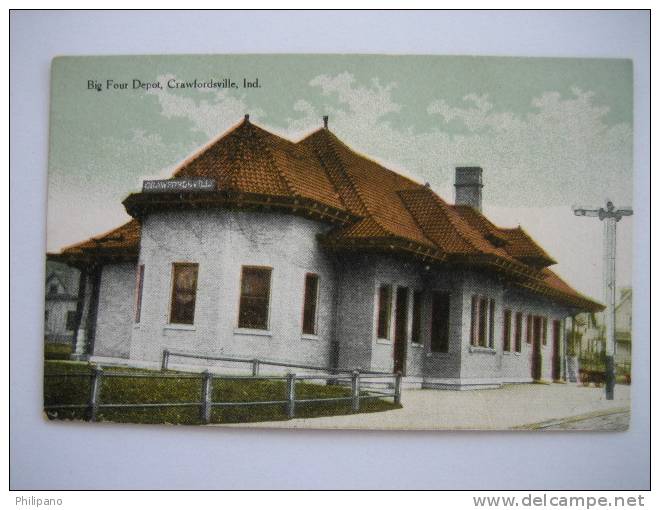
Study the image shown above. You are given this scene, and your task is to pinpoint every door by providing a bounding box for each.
[531,316,543,380]
[393,287,409,374]
[552,320,561,381]
[431,291,451,353]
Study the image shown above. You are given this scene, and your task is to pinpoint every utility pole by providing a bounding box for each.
[573,200,633,400]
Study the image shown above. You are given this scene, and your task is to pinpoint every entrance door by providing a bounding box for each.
[531,316,543,380]
[552,320,561,381]
[393,287,409,374]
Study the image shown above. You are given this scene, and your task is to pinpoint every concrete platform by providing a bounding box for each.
[220,382,631,431]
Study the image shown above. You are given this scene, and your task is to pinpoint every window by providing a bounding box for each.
[302,273,319,335]
[431,291,450,353]
[376,284,392,339]
[238,266,272,330]
[411,290,423,345]
[488,299,495,348]
[134,264,145,323]
[478,297,488,347]
[503,309,512,352]
[542,317,548,346]
[169,263,199,325]
[66,310,77,331]
[49,284,58,295]
[514,312,523,353]
[470,295,478,345]
[44,310,49,327]
[470,295,492,347]
[526,315,533,344]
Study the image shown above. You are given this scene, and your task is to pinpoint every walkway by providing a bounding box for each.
[222,383,630,430]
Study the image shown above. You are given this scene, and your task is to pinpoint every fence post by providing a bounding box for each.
[286,373,296,419]
[351,370,360,413]
[88,366,103,422]
[200,370,213,424]
[252,358,260,377]
[394,371,402,405]
[161,349,170,371]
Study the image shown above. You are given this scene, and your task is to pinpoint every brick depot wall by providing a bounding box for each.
[334,256,462,379]
[129,210,337,369]
[369,257,425,375]
[500,289,570,382]
[421,270,464,381]
[335,255,376,371]
[94,262,135,358]
[459,272,571,384]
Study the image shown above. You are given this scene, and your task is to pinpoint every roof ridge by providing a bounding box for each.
[299,128,423,188]
[396,187,452,252]
[304,129,370,216]
[171,118,249,179]
[313,130,402,235]
[61,219,137,252]
[422,188,492,254]
[248,124,298,198]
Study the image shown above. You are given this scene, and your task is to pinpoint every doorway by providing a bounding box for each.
[393,287,409,374]
[552,320,561,381]
[531,316,543,380]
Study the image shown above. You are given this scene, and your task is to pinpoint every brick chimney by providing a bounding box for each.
[454,166,483,212]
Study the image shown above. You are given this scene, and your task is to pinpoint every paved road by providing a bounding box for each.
[537,410,630,431]
[222,383,631,431]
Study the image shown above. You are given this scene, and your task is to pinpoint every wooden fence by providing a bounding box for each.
[161,348,391,376]
[44,367,402,424]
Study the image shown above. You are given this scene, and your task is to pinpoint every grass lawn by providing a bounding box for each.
[44,343,73,360]
[44,361,401,425]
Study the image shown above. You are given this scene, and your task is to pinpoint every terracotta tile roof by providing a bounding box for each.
[62,219,141,255]
[173,119,346,211]
[299,129,436,248]
[498,227,557,266]
[453,205,510,248]
[453,205,557,267]
[398,188,520,263]
[56,117,600,311]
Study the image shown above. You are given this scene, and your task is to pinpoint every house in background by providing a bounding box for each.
[44,261,80,344]
[615,287,632,367]
[48,116,603,389]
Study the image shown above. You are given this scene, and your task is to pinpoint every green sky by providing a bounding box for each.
[47,54,633,299]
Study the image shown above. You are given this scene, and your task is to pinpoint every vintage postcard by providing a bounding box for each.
[44,54,633,430]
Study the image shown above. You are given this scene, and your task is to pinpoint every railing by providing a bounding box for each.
[44,366,402,424]
[161,348,391,376]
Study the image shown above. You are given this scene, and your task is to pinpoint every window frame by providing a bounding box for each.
[470,295,479,346]
[488,299,495,349]
[301,272,320,336]
[478,297,489,347]
[376,283,393,340]
[168,262,199,326]
[134,264,145,324]
[66,310,77,331]
[237,265,273,331]
[411,290,424,345]
[470,295,496,350]
[430,290,451,353]
[503,309,512,352]
[514,312,523,353]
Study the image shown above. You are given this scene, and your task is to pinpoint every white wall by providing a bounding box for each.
[94,262,136,358]
[458,274,572,384]
[130,209,338,369]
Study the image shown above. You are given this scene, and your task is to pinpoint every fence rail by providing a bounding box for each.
[161,349,391,376]
[44,366,402,424]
